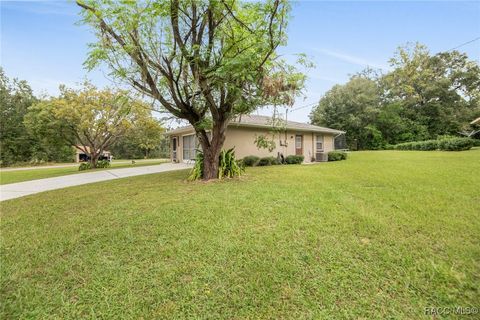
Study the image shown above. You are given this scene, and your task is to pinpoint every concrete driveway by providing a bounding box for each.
[0,159,169,172]
[0,163,192,202]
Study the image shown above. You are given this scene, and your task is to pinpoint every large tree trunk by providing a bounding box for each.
[88,147,101,168]
[90,153,100,168]
[197,120,227,180]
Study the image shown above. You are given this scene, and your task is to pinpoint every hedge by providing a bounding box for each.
[437,138,474,151]
[285,155,304,164]
[242,155,260,167]
[258,156,278,166]
[394,137,474,151]
[328,151,347,161]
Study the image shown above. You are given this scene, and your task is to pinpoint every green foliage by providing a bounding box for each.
[384,144,395,150]
[31,82,149,167]
[394,140,439,151]
[254,135,276,152]
[218,148,244,179]
[328,151,348,161]
[188,151,204,181]
[78,160,113,171]
[77,0,301,179]
[96,160,111,168]
[0,69,75,166]
[242,155,260,167]
[0,69,36,165]
[310,43,480,150]
[189,148,243,181]
[394,138,474,151]
[437,137,474,151]
[110,116,165,159]
[78,162,92,171]
[285,155,304,164]
[258,156,277,166]
[310,76,382,150]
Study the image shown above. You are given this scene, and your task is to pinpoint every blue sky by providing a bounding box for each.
[1,1,479,123]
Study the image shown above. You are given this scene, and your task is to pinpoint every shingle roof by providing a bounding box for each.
[231,115,344,134]
[166,114,345,135]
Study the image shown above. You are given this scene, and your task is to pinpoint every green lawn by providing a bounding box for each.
[1,150,479,319]
[0,159,168,185]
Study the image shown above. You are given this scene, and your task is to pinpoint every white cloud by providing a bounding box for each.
[313,48,389,70]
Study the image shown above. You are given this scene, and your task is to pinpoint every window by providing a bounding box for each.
[295,135,302,149]
[316,135,324,151]
[183,135,197,160]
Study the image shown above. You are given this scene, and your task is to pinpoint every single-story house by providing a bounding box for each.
[165,115,345,163]
[74,145,112,163]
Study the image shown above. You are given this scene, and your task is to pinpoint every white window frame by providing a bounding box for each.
[316,134,324,152]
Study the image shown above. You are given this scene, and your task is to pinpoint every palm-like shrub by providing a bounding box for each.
[188,150,204,181]
[218,148,244,178]
[189,148,243,181]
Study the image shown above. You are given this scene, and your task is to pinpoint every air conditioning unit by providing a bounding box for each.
[315,152,328,162]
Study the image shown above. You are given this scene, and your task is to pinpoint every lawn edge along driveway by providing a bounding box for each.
[0,163,192,201]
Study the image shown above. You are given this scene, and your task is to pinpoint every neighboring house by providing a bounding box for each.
[165,115,345,163]
[74,145,112,163]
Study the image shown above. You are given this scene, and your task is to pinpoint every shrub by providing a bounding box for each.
[188,150,204,181]
[79,162,92,171]
[438,137,474,151]
[285,155,304,164]
[96,160,111,168]
[258,156,277,166]
[243,155,260,167]
[328,151,347,161]
[189,148,244,180]
[418,140,438,151]
[394,138,473,151]
[384,144,394,150]
[218,148,244,178]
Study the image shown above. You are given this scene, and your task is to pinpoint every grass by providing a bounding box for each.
[0,159,168,185]
[1,150,479,319]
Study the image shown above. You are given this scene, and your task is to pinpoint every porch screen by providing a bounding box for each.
[183,135,197,160]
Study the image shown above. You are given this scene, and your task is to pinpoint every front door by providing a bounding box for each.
[295,135,303,156]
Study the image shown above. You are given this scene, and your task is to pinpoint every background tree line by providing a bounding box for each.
[310,43,480,150]
[0,69,167,167]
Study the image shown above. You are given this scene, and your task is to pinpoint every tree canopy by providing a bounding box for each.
[111,116,166,159]
[0,69,74,165]
[77,0,302,179]
[310,43,480,149]
[29,83,152,167]
[0,69,38,165]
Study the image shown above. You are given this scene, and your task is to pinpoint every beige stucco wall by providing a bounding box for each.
[170,127,336,163]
